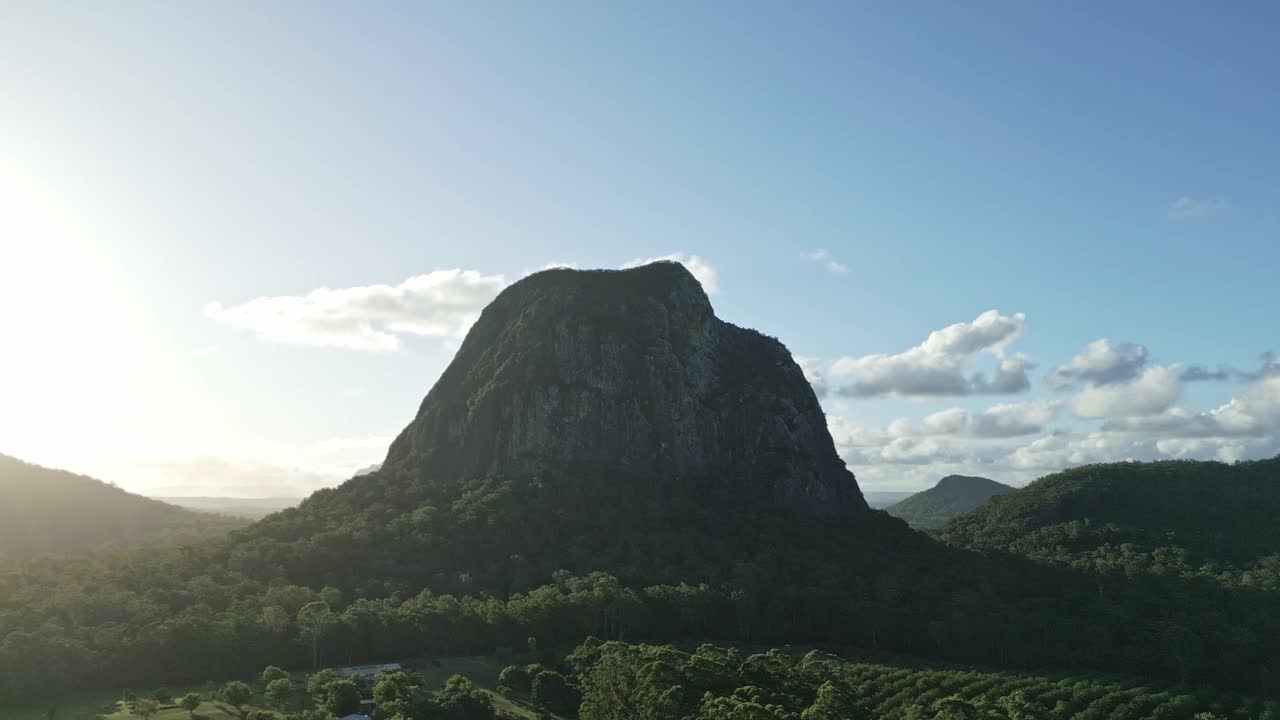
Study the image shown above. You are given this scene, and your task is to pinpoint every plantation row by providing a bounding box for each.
[567,640,1274,720]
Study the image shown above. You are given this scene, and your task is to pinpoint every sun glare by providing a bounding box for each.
[0,167,133,469]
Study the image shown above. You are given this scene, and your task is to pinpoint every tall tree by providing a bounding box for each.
[297,601,332,669]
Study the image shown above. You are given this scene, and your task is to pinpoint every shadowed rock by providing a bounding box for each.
[384,261,866,515]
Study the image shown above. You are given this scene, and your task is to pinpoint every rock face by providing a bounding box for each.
[384,261,866,515]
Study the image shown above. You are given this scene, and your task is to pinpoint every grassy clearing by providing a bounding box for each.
[4,655,563,720]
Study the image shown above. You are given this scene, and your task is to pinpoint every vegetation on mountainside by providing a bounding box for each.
[5,457,1280,706]
[938,457,1280,579]
[0,454,247,563]
[884,475,1014,528]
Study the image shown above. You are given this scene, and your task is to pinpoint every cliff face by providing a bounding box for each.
[384,261,866,515]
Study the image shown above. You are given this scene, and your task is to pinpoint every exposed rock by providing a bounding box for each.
[384,261,866,515]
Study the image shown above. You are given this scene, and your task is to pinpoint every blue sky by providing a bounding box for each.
[2,2,1277,495]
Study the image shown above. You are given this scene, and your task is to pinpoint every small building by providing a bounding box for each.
[336,662,402,680]
[338,715,371,720]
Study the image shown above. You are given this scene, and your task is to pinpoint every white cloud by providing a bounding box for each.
[1167,196,1227,220]
[830,310,1032,397]
[1152,438,1254,463]
[1104,375,1280,438]
[918,401,1059,438]
[1007,432,1147,471]
[1048,339,1148,388]
[1071,365,1182,418]
[205,269,507,351]
[208,255,721,352]
[621,253,719,294]
[879,437,950,464]
[803,249,848,273]
[828,416,966,467]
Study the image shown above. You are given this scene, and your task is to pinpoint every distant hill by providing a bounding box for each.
[885,475,1014,528]
[154,495,302,519]
[938,457,1280,572]
[0,454,247,562]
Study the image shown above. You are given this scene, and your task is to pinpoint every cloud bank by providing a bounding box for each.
[209,254,719,351]
[830,310,1032,397]
[205,269,507,351]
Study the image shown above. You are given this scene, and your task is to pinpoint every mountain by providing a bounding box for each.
[154,496,302,519]
[381,262,864,515]
[232,262,868,594]
[938,457,1280,571]
[0,454,247,562]
[884,475,1013,528]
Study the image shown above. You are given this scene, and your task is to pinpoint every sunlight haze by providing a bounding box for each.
[2,2,1278,497]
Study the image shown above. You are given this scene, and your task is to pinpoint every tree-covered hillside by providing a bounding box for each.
[0,454,246,563]
[938,457,1280,576]
[884,475,1014,528]
[5,460,1280,705]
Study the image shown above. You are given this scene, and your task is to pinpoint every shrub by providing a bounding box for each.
[498,665,532,694]
[531,670,578,714]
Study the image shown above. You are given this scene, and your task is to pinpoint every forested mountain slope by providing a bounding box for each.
[938,458,1280,576]
[885,475,1013,528]
[0,454,246,562]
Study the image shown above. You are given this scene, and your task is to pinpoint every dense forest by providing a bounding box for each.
[938,458,1280,582]
[885,476,1014,528]
[0,454,246,563]
[3,458,1280,707]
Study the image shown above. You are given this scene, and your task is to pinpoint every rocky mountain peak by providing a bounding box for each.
[383,261,866,515]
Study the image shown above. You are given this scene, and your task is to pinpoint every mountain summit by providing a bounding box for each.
[383,261,865,514]
[885,474,1013,528]
[228,261,867,594]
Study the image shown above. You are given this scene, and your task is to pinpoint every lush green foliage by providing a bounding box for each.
[885,476,1013,528]
[5,460,1280,705]
[569,640,1268,720]
[940,458,1280,570]
[4,454,1280,709]
[0,454,246,563]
